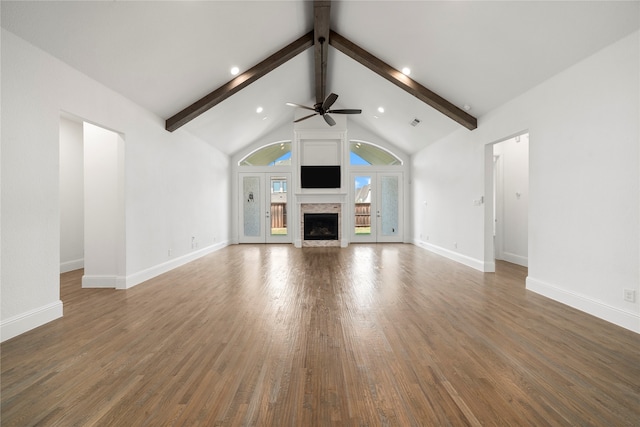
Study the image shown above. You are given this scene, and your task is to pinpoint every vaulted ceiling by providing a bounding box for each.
[2,1,639,156]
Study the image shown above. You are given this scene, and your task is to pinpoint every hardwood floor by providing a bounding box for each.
[2,244,639,426]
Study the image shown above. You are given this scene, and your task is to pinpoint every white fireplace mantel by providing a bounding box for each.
[294,191,348,205]
[294,194,349,248]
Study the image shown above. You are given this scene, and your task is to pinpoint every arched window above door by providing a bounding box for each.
[239,141,291,166]
[350,141,403,166]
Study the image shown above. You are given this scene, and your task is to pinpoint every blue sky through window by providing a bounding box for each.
[350,151,370,166]
[269,151,291,166]
[355,175,371,189]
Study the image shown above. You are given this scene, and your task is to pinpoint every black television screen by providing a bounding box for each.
[301,165,341,189]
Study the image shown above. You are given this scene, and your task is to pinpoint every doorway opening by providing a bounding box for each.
[484,132,529,271]
[59,114,126,288]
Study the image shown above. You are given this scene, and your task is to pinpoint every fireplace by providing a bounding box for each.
[303,213,339,240]
[299,202,343,248]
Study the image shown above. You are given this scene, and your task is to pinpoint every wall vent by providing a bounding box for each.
[410,118,421,127]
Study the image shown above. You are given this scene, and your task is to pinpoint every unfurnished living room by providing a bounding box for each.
[1,1,639,425]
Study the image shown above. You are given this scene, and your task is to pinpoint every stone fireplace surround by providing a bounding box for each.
[300,203,342,247]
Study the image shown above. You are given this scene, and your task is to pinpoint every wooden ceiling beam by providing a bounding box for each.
[313,1,331,105]
[166,31,314,132]
[329,30,477,130]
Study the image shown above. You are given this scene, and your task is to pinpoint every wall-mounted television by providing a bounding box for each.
[300,165,341,189]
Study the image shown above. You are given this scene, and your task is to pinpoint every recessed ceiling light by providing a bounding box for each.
[256,106,263,113]
[378,107,385,113]
[230,66,240,75]
[463,104,471,111]
[402,67,411,76]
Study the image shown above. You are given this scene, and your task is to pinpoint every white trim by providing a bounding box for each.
[82,274,118,288]
[60,258,84,273]
[526,276,640,334]
[124,241,229,289]
[1,300,63,343]
[502,252,528,267]
[413,239,489,272]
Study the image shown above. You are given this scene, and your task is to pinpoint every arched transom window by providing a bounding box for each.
[350,141,402,166]
[239,141,291,166]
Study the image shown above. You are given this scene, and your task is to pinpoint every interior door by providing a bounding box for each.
[239,173,291,243]
[351,172,402,243]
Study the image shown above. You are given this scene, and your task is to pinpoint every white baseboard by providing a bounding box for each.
[82,274,120,288]
[60,258,84,273]
[526,276,640,334]
[1,300,63,343]
[124,240,229,289]
[502,252,528,267]
[413,239,489,272]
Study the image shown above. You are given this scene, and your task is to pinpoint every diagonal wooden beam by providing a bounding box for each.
[313,1,331,105]
[166,31,314,132]
[329,30,477,130]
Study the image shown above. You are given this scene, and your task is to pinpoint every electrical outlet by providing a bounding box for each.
[624,289,636,302]
[168,249,172,257]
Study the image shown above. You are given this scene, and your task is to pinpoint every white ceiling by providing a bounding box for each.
[2,1,639,156]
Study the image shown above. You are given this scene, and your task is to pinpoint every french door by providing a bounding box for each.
[239,173,291,243]
[351,172,403,243]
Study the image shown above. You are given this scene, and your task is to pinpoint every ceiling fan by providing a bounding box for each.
[286,92,361,127]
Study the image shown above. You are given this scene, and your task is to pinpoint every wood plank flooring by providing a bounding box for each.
[2,244,639,426]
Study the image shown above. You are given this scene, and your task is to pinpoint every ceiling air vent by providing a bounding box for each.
[410,118,421,127]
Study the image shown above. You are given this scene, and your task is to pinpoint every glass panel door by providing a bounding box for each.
[239,173,291,244]
[266,174,290,243]
[377,173,402,242]
[352,174,375,242]
[351,172,402,243]
[239,174,265,243]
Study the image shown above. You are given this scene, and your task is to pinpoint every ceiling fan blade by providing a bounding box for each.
[294,112,318,123]
[322,93,338,111]
[323,114,336,126]
[327,109,362,114]
[286,102,315,111]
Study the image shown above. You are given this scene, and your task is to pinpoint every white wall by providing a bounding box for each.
[1,29,230,341]
[413,131,487,270]
[413,31,639,333]
[59,116,84,272]
[82,122,124,288]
